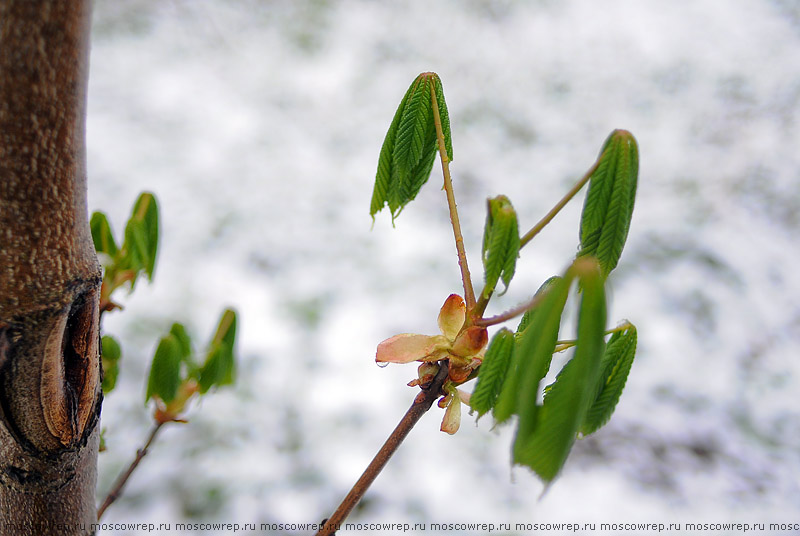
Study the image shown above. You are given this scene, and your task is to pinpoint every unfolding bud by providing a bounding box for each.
[375,294,483,366]
[438,294,466,340]
[376,333,450,364]
[407,362,440,388]
[375,294,489,435]
[440,388,462,435]
[437,384,473,435]
[448,358,481,383]
[450,326,488,359]
[153,379,199,424]
[482,195,520,298]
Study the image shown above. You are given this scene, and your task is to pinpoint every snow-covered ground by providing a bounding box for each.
[87,1,800,534]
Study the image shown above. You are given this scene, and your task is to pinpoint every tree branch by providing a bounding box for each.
[96,422,165,520]
[0,2,101,532]
[315,363,450,536]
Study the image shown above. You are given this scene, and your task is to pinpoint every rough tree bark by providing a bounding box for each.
[0,1,100,534]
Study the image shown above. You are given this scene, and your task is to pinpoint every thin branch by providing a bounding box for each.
[519,157,602,249]
[473,291,548,328]
[97,421,165,520]
[315,363,450,536]
[429,83,476,311]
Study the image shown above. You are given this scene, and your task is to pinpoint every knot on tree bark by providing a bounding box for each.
[0,283,102,454]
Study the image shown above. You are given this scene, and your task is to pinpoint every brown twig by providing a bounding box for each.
[97,421,165,520]
[315,363,450,536]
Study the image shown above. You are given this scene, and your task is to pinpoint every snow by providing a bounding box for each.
[87,1,800,534]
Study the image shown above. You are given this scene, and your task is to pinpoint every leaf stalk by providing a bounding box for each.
[519,157,602,248]
[429,83,476,311]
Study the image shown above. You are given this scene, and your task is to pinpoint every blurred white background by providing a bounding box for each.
[87,1,800,534]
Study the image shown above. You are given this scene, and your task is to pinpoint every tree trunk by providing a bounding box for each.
[0,1,100,534]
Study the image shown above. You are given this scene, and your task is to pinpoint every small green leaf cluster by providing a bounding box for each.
[146,309,238,421]
[91,192,159,303]
[370,73,641,485]
[473,262,638,482]
[91,192,160,395]
[370,72,452,221]
[511,261,606,481]
[91,193,239,427]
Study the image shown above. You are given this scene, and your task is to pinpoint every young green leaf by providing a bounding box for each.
[470,328,515,419]
[392,76,432,181]
[122,192,159,287]
[511,273,572,444]
[371,78,413,218]
[169,323,193,361]
[101,335,122,394]
[90,211,118,258]
[496,278,563,423]
[146,334,183,404]
[497,276,570,424]
[578,130,638,278]
[433,77,453,162]
[513,258,606,482]
[199,308,237,393]
[399,116,438,215]
[581,324,637,435]
[370,72,451,221]
[482,195,520,298]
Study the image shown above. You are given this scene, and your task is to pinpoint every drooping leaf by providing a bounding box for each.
[578,130,638,278]
[101,335,122,394]
[470,329,515,419]
[433,76,453,162]
[388,76,434,216]
[392,76,432,181]
[482,195,520,298]
[199,309,237,393]
[496,274,570,424]
[90,211,118,259]
[370,79,415,219]
[581,324,637,435]
[146,334,183,404]
[370,72,451,221]
[402,114,438,212]
[513,258,606,482]
[492,276,566,424]
[511,273,572,444]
